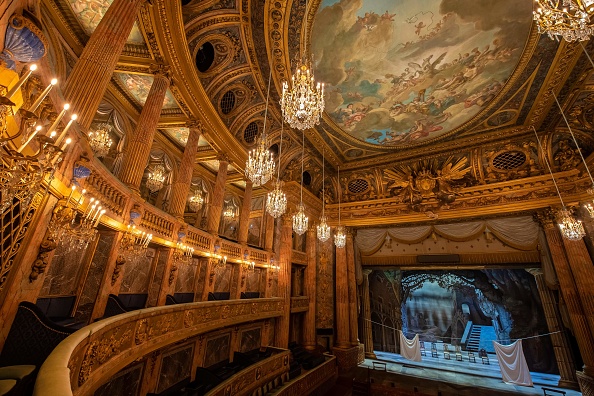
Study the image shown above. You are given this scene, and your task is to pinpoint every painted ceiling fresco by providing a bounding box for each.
[312,0,532,147]
[115,73,179,109]
[67,0,144,44]
[162,128,211,147]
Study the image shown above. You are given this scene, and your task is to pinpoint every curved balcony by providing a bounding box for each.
[33,298,283,396]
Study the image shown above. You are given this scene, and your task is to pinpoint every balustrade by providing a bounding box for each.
[77,159,129,219]
[186,225,213,252]
[275,356,337,396]
[34,298,284,396]
[290,296,309,313]
[221,240,242,260]
[140,207,176,239]
[205,349,290,396]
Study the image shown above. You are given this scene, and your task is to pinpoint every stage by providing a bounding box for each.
[357,351,581,395]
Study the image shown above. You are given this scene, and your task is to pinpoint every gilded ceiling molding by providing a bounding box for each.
[43,0,85,52]
[185,15,242,42]
[153,0,248,169]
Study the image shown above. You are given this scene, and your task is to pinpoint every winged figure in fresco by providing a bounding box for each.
[384,156,471,210]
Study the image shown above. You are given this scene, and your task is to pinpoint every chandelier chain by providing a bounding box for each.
[532,126,565,206]
[552,91,594,185]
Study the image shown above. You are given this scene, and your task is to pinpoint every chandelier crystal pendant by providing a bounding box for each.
[119,224,153,263]
[533,125,585,240]
[293,131,308,235]
[334,165,346,248]
[317,148,330,242]
[533,0,594,42]
[146,163,166,193]
[188,189,204,212]
[173,242,194,265]
[266,119,287,218]
[280,0,324,130]
[246,70,275,187]
[87,123,113,158]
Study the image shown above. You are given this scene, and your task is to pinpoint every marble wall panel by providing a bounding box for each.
[230,264,239,297]
[194,259,207,299]
[75,232,116,323]
[120,248,156,293]
[239,328,261,353]
[214,263,233,293]
[316,239,335,329]
[245,268,262,293]
[204,333,231,367]
[156,346,193,393]
[94,361,143,396]
[147,249,168,307]
[40,242,89,296]
[175,261,196,293]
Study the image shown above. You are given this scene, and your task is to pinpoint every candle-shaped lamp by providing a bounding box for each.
[55,114,77,146]
[7,64,37,99]
[47,103,70,136]
[29,78,58,112]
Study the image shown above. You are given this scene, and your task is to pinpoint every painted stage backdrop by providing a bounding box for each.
[368,269,557,373]
[312,0,532,146]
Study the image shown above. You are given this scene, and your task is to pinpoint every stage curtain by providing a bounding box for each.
[399,331,422,362]
[433,222,485,241]
[486,217,539,251]
[492,340,533,387]
[355,217,539,255]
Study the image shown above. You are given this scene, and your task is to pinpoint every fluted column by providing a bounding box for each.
[118,65,172,191]
[562,236,594,343]
[346,232,359,346]
[536,211,594,384]
[265,213,275,252]
[303,227,317,351]
[362,270,376,358]
[207,156,229,235]
[169,121,202,218]
[63,0,146,130]
[528,269,579,389]
[274,215,292,348]
[237,181,253,245]
[335,238,350,348]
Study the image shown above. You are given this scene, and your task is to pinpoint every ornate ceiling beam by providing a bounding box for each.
[150,0,248,170]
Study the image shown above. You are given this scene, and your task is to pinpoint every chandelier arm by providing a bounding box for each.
[337,165,341,225]
[552,91,594,186]
[532,126,566,207]
[322,148,325,216]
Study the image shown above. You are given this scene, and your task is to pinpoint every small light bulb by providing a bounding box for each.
[63,103,70,110]
[51,78,58,85]
[71,114,78,120]
[30,64,37,71]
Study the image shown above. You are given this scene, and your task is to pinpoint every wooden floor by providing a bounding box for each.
[358,351,582,396]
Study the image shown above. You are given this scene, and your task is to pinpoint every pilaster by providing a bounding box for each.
[303,227,317,351]
[274,215,292,348]
[237,181,253,245]
[207,156,229,234]
[361,269,376,359]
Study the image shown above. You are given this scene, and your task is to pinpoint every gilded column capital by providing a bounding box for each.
[363,269,373,277]
[534,209,556,229]
[525,268,543,277]
[186,119,203,131]
[149,63,172,81]
[216,153,231,164]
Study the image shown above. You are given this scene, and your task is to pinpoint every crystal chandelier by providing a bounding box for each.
[280,0,324,130]
[533,125,585,240]
[188,189,204,212]
[293,132,308,235]
[281,64,325,130]
[119,224,153,263]
[334,165,346,248]
[293,203,308,236]
[87,123,113,158]
[533,0,594,41]
[223,203,236,219]
[48,186,105,252]
[146,163,166,193]
[266,120,287,218]
[557,207,586,240]
[317,149,330,242]
[211,241,228,275]
[246,70,275,187]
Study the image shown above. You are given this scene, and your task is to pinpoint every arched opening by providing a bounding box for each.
[302,171,312,186]
[220,91,236,115]
[196,42,214,73]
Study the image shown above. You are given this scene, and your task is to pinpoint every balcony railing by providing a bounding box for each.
[205,349,290,396]
[275,356,337,396]
[34,298,284,396]
[290,296,309,313]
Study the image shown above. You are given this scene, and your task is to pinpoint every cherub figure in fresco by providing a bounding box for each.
[70,0,109,27]
[381,10,396,21]
[415,21,426,35]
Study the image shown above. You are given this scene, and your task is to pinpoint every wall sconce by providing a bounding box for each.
[119,223,152,264]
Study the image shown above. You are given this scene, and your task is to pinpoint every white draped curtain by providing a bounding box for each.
[355,216,539,255]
